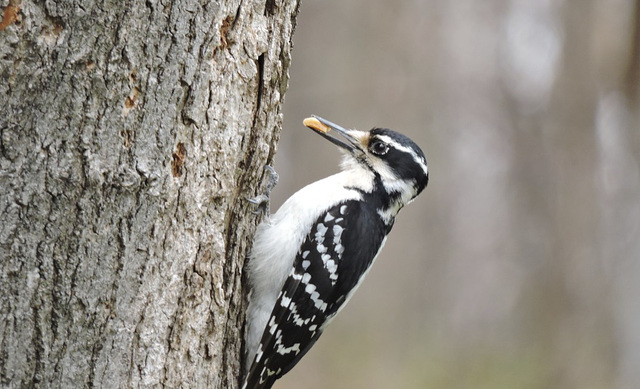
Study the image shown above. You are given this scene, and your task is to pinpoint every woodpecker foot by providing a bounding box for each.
[246,165,279,215]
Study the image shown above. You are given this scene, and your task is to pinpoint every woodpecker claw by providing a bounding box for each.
[263,165,279,192]
[246,165,279,216]
[246,195,269,216]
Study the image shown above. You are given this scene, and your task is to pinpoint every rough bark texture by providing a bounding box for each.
[0,0,299,388]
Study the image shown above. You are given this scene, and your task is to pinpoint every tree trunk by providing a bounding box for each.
[0,0,299,387]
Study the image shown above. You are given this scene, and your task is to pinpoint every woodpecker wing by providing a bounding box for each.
[244,199,389,389]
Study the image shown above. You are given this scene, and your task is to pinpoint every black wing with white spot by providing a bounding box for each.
[243,199,389,389]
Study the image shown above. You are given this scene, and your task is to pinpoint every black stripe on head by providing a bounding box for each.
[369,128,429,193]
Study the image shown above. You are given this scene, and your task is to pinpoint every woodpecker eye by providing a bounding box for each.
[369,139,389,155]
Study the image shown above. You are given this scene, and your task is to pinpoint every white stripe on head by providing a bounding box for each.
[375,135,429,177]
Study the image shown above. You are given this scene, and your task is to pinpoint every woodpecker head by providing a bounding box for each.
[303,116,429,205]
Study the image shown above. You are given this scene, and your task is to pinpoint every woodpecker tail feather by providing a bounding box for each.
[242,371,276,389]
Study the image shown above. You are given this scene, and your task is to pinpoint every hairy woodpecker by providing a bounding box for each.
[243,116,429,389]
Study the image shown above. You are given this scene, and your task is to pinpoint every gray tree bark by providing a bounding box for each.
[0,0,299,388]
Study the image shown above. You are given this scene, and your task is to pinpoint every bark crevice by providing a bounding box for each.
[0,0,299,387]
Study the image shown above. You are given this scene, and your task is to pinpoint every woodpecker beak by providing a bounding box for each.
[303,116,367,154]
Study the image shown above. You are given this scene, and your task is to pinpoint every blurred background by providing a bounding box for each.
[270,1,640,388]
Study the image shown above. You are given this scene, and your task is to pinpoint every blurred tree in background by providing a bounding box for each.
[272,1,640,388]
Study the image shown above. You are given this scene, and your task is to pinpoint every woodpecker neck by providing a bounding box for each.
[338,163,414,228]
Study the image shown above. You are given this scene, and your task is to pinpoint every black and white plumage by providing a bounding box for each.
[243,116,429,389]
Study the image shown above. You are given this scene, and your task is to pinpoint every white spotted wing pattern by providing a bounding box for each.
[243,199,389,388]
